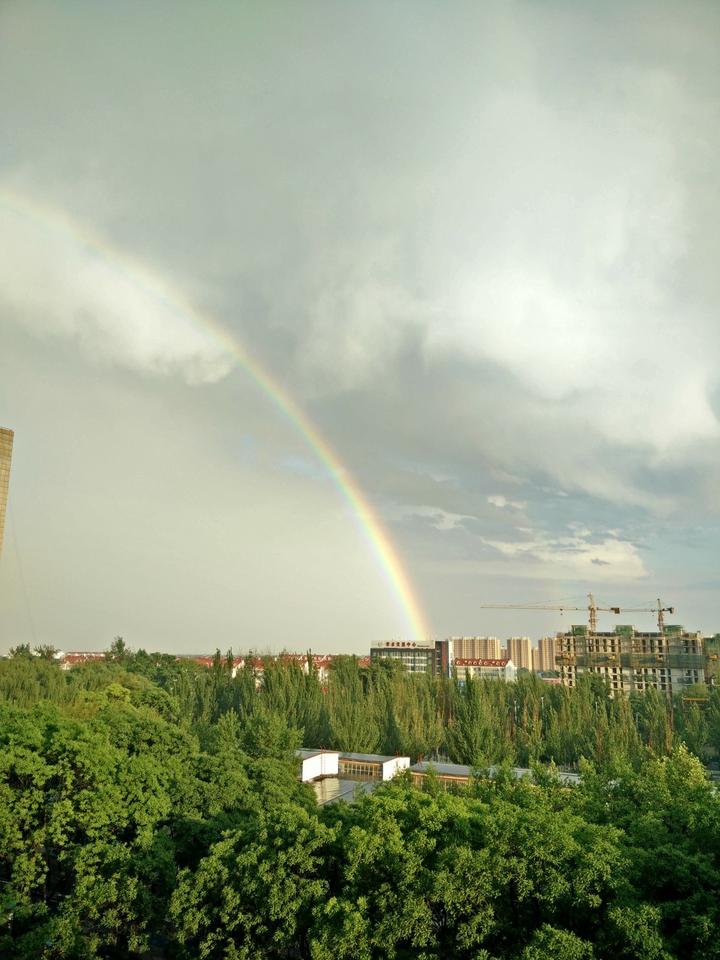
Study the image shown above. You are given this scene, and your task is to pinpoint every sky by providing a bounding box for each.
[1,0,719,654]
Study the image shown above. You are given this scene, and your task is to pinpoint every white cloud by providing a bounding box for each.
[488,494,526,510]
[401,505,477,532]
[481,533,647,582]
[0,193,233,384]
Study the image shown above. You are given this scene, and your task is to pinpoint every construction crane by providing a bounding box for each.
[478,594,674,634]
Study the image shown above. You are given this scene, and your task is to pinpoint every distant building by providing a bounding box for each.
[370,640,437,674]
[59,652,106,670]
[454,657,516,683]
[556,624,705,696]
[706,634,720,687]
[449,636,501,660]
[533,636,556,673]
[507,636,532,671]
[0,428,13,557]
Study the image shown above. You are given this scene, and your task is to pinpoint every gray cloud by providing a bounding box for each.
[1,0,719,647]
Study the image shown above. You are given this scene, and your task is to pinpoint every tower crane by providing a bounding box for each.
[478,594,674,634]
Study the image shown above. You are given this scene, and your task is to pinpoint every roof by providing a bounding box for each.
[296,748,339,760]
[410,762,473,777]
[61,653,106,664]
[410,761,581,785]
[339,752,408,764]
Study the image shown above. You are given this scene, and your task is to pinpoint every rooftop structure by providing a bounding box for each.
[338,751,410,781]
[409,761,581,790]
[296,748,340,782]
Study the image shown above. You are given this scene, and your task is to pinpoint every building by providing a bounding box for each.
[370,640,437,674]
[0,427,13,557]
[454,658,516,683]
[338,752,410,781]
[409,761,580,791]
[296,748,339,782]
[533,636,556,673]
[556,624,705,696]
[706,634,720,687]
[449,636,501,660]
[507,636,532,671]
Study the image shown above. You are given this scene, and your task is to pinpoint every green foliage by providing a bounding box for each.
[0,655,719,959]
[171,803,334,959]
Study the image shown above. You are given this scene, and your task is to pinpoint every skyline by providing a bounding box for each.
[2,2,720,652]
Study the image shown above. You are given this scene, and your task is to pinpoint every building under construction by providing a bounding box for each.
[556,623,705,696]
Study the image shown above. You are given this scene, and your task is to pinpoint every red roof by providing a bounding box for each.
[454,658,511,667]
[61,653,106,664]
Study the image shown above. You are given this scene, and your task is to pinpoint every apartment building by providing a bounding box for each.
[556,624,705,696]
[532,636,556,673]
[507,636,532,671]
[449,636,501,659]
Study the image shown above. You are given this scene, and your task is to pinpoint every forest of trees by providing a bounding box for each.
[1,646,720,958]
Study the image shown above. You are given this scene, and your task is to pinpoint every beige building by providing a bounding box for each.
[533,636,556,673]
[507,636,532,671]
[0,428,13,556]
[449,636,501,660]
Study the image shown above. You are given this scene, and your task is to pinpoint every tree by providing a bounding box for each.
[171,803,334,959]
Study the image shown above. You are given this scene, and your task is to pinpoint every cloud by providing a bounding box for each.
[0,194,233,384]
[488,494,526,511]
[401,505,478,532]
[480,532,648,581]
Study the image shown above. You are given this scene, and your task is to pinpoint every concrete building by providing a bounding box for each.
[507,636,532,671]
[556,624,705,696]
[533,636,556,673]
[370,640,437,674]
[0,428,13,557]
[454,657,516,683]
[449,636,501,660]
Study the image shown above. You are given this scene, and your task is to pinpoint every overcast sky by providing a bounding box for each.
[1,1,719,654]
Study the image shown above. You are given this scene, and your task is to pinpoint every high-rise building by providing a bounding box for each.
[507,636,532,671]
[0,428,13,556]
[534,636,556,673]
[449,636,501,660]
[556,623,705,697]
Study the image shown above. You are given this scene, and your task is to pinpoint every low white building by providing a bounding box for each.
[296,748,340,782]
[454,657,516,683]
[338,752,410,781]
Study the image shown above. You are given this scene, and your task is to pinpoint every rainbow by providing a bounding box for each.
[0,191,430,642]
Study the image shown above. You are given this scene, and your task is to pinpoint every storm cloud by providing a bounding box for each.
[1,1,718,650]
